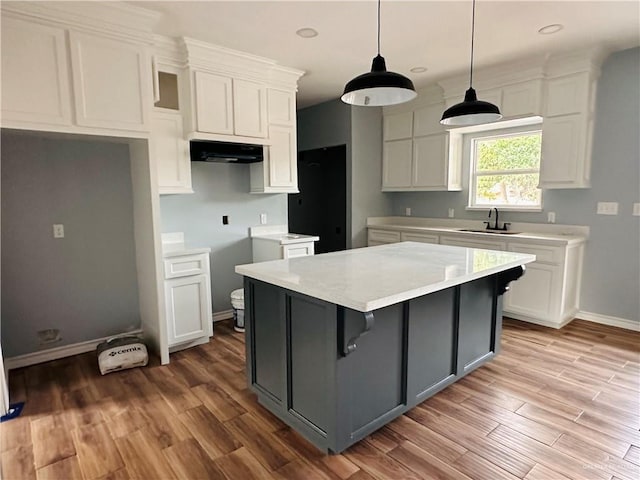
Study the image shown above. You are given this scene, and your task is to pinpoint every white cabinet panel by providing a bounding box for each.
[165,274,210,346]
[283,243,314,259]
[476,88,502,110]
[540,114,585,187]
[268,88,295,126]
[152,111,192,194]
[69,31,149,131]
[413,134,447,188]
[400,232,439,244]
[502,80,542,117]
[367,229,401,245]
[545,74,589,116]
[267,125,297,188]
[504,263,559,319]
[194,71,233,134]
[383,112,413,140]
[413,104,444,137]
[233,79,267,138]
[250,125,297,193]
[440,236,506,251]
[382,139,413,188]
[1,16,72,126]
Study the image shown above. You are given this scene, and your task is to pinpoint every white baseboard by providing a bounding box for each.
[503,312,572,329]
[576,311,640,332]
[213,309,234,322]
[5,329,144,371]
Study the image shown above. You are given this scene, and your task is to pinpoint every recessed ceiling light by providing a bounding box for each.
[410,67,428,73]
[538,24,564,35]
[296,28,318,38]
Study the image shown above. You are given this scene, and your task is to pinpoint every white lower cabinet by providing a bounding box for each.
[400,232,439,244]
[163,252,212,349]
[367,229,401,246]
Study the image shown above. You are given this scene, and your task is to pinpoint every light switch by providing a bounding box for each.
[596,202,618,215]
[260,213,267,225]
[405,207,411,216]
[53,224,64,238]
[633,203,640,216]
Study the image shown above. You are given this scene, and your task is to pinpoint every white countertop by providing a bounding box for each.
[235,242,535,312]
[367,217,588,246]
[161,232,211,258]
[250,224,319,245]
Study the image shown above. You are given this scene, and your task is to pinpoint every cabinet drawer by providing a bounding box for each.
[164,254,209,279]
[507,243,561,264]
[368,229,401,245]
[283,242,314,259]
[440,236,506,251]
[400,232,439,244]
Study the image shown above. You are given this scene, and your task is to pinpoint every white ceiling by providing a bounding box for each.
[132,0,640,108]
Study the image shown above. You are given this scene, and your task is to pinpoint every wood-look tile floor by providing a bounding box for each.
[1,318,639,480]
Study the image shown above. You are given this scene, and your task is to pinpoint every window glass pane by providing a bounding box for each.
[474,173,541,206]
[476,133,541,171]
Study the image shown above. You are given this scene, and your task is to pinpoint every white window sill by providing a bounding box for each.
[466,206,543,213]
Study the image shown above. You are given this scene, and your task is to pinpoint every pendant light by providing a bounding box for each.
[341,0,417,107]
[441,0,502,126]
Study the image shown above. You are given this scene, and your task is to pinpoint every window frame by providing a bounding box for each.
[465,122,543,212]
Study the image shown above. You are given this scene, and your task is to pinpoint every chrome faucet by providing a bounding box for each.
[486,207,510,231]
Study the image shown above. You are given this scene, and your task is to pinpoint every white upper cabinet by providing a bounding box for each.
[268,88,296,126]
[192,72,267,138]
[69,32,150,132]
[152,111,193,194]
[540,70,597,189]
[382,97,461,192]
[501,80,542,118]
[0,3,156,137]
[0,16,72,127]
[233,79,268,138]
[251,125,298,193]
[194,71,234,135]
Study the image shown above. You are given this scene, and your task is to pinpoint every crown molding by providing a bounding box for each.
[1,1,159,44]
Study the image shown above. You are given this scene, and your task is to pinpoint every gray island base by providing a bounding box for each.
[236,242,534,453]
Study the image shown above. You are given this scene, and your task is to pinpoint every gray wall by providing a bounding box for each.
[1,133,140,357]
[390,47,640,323]
[297,99,392,249]
[159,162,287,312]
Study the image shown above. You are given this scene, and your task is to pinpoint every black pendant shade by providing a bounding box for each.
[341,1,417,107]
[440,0,502,126]
[440,87,502,126]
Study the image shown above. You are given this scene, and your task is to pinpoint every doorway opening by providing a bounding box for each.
[288,145,347,254]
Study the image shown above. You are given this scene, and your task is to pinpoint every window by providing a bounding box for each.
[467,125,542,210]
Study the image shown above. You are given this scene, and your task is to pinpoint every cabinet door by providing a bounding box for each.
[368,229,401,245]
[1,16,72,126]
[194,71,233,134]
[283,242,314,259]
[382,139,413,189]
[545,74,589,117]
[165,274,210,346]
[413,134,448,189]
[268,88,295,126]
[267,125,297,189]
[233,79,267,137]
[383,112,413,140]
[502,80,542,118]
[151,111,192,194]
[400,232,439,244]
[69,31,150,131]
[503,262,559,321]
[540,114,586,188]
[413,103,445,137]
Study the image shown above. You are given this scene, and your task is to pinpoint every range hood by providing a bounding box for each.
[190,140,264,163]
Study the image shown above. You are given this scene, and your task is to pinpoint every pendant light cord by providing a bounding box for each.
[469,0,476,87]
[377,0,381,55]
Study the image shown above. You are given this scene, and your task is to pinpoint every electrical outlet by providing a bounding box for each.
[53,224,64,238]
[448,208,455,218]
[405,207,411,216]
[547,212,556,223]
[633,203,640,216]
[596,202,619,215]
[222,215,229,225]
[260,213,267,225]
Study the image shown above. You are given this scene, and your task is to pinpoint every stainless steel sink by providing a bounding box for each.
[458,229,521,235]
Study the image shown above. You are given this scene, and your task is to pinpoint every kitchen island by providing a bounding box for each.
[235,242,535,453]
